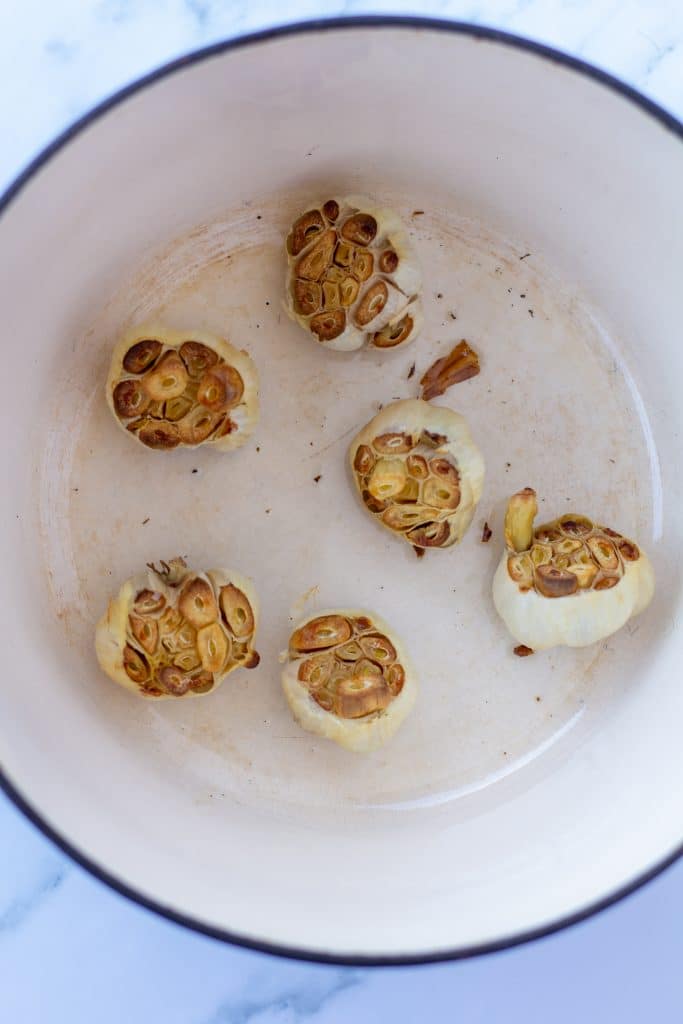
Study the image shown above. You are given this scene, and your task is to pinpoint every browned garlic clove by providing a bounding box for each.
[144,351,188,401]
[219,584,255,638]
[290,614,352,653]
[113,379,150,419]
[179,341,219,378]
[123,339,162,374]
[288,209,326,255]
[178,577,218,629]
[341,212,378,245]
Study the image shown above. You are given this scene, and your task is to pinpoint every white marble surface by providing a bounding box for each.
[1,1,682,1019]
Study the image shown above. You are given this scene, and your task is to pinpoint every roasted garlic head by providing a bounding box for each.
[349,399,485,552]
[493,488,655,650]
[285,196,423,351]
[95,557,259,699]
[106,324,259,451]
[281,610,417,752]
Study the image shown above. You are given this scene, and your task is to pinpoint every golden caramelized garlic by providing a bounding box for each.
[285,196,423,352]
[95,557,259,699]
[106,324,259,451]
[493,489,655,650]
[348,399,485,553]
[281,609,417,752]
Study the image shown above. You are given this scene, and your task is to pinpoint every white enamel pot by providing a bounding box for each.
[0,18,681,963]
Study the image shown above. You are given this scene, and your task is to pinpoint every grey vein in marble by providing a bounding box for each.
[204,969,364,1023]
[0,866,68,935]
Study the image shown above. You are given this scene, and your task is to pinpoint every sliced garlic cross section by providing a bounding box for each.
[349,399,485,552]
[285,196,423,351]
[492,488,655,649]
[107,324,259,451]
[281,609,417,752]
[95,557,260,699]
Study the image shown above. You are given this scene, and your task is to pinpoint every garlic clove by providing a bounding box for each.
[197,622,230,674]
[290,614,352,653]
[219,584,255,638]
[287,209,326,256]
[123,339,162,374]
[144,351,188,401]
[178,577,218,629]
[113,379,150,419]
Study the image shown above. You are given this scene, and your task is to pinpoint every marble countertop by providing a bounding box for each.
[1,2,682,1020]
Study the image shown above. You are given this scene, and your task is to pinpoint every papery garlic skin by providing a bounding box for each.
[492,494,655,650]
[281,609,417,752]
[285,196,423,352]
[349,399,485,551]
[106,324,259,451]
[95,558,259,699]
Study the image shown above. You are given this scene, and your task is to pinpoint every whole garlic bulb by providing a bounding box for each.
[492,488,655,650]
[106,324,259,451]
[281,609,417,752]
[348,399,485,552]
[285,196,423,352]
[95,558,259,699]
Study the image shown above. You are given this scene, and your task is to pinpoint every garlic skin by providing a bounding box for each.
[492,492,655,650]
[95,558,259,699]
[349,399,485,551]
[285,196,423,352]
[281,609,417,752]
[106,324,259,451]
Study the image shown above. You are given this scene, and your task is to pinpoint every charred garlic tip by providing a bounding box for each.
[285,196,423,352]
[95,560,259,700]
[348,398,485,554]
[492,491,655,650]
[106,324,259,452]
[281,609,418,752]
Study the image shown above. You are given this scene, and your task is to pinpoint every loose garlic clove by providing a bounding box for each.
[281,607,417,752]
[493,491,655,649]
[96,561,260,700]
[178,577,218,629]
[285,196,422,352]
[107,325,259,453]
[123,339,162,374]
[349,399,485,554]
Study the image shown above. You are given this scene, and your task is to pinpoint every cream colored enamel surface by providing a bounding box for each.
[0,26,681,960]
[281,608,418,752]
[106,323,259,451]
